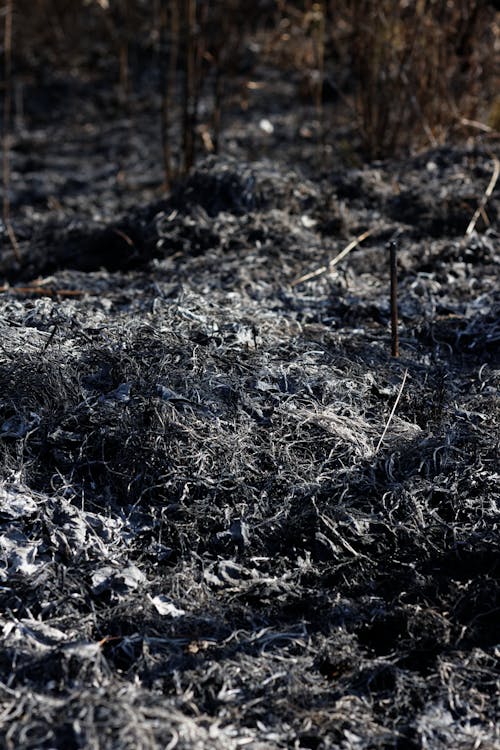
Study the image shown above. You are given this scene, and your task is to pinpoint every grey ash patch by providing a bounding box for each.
[0,149,499,749]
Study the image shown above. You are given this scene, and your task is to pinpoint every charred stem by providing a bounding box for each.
[389,238,399,358]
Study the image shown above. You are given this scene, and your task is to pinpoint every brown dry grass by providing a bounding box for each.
[3,0,499,169]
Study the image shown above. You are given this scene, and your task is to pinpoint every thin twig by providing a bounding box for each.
[0,285,85,297]
[375,368,408,453]
[291,228,374,286]
[465,152,500,237]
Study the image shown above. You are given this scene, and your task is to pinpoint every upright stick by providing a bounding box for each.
[390,239,399,357]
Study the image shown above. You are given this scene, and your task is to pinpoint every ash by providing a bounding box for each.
[0,147,499,750]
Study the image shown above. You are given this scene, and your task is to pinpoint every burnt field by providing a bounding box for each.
[1,14,500,749]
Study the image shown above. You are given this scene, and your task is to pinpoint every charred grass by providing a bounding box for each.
[0,3,499,749]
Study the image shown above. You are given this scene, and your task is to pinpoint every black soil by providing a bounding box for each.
[0,67,499,750]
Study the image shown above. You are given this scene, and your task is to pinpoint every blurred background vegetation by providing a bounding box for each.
[2,0,499,184]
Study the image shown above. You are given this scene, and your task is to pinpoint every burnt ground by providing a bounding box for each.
[0,68,499,750]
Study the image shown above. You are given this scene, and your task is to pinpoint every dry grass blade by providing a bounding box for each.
[292,228,374,286]
[460,117,494,134]
[375,368,408,453]
[465,152,500,236]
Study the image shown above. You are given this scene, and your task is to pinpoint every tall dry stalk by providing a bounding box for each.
[211,57,223,154]
[2,0,20,259]
[159,0,209,185]
[308,1,326,160]
[208,1,247,156]
[181,0,196,174]
[312,2,326,112]
[118,0,130,104]
[342,0,494,157]
[159,0,179,189]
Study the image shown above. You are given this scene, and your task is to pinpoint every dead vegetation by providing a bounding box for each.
[0,146,499,748]
[0,2,500,749]
[4,1,499,175]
